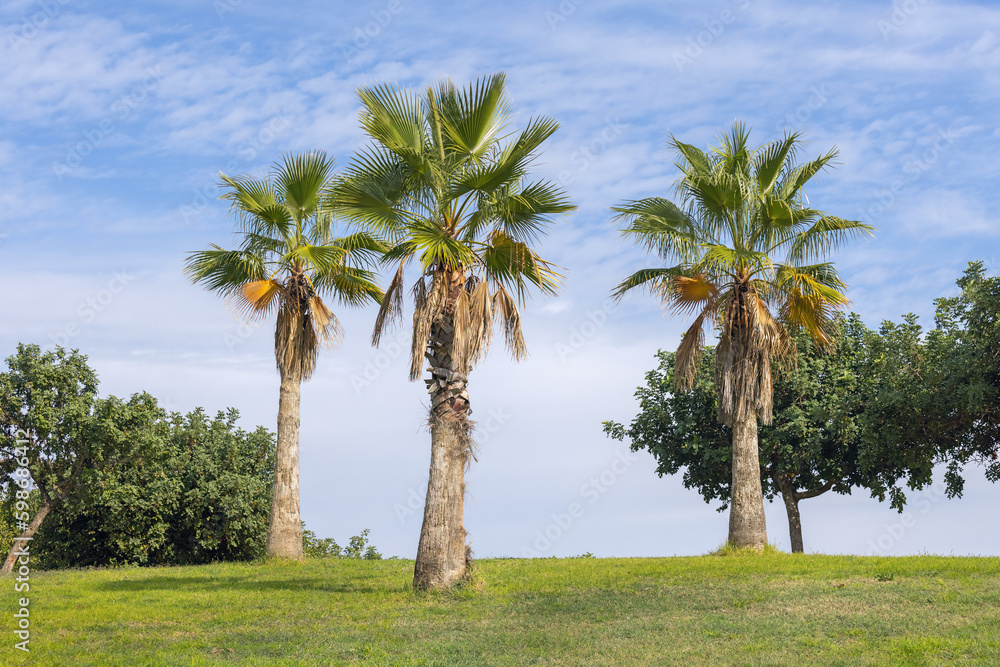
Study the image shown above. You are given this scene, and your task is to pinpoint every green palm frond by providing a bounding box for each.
[479,230,561,301]
[184,246,266,298]
[784,216,875,264]
[277,151,335,219]
[435,72,510,159]
[610,266,687,302]
[313,266,384,308]
[357,82,426,156]
[613,197,700,261]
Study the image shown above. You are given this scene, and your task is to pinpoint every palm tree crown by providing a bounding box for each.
[186,152,384,379]
[613,123,873,426]
[336,72,576,384]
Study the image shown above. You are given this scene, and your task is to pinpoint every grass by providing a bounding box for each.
[2,553,998,665]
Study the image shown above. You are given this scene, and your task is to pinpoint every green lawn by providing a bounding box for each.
[2,553,998,665]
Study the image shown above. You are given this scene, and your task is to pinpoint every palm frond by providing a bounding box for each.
[612,197,699,261]
[357,82,426,156]
[372,261,406,347]
[230,279,283,324]
[493,285,526,361]
[184,246,267,298]
[435,72,510,159]
[783,216,875,264]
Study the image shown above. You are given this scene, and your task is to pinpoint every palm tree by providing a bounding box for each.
[334,73,575,589]
[611,122,873,550]
[185,152,383,559]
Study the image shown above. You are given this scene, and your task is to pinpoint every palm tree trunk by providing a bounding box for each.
[2,499,53,573]
[413,316,472,590]
[728,415,768,550]
[267,365,303,559]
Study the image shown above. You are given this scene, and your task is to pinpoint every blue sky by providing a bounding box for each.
[2,0,999,558]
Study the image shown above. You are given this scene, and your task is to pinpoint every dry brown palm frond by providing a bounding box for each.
[276,300,317,380]
[493,286,526,361]
[675,312,707,391]
[466,279,493,365]
[229,279,284,324]
[310,295,344,349]
[410,273,449,380]
[781,291,837,348]
[372,261,406,347]
[663,273,719,316]
[714,281,784,426]
[452,288,472,373]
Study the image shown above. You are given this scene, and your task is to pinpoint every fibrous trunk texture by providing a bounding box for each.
[267,366,303,559]
[728,415,768,551]
[2,499,52,573]
[414,284,473,590]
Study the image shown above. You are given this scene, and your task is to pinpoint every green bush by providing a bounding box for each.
[302,524,382,560]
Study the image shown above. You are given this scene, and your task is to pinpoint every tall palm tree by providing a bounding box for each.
[611,122,873,550]
[185,152,383,559]
[334,73,575,589]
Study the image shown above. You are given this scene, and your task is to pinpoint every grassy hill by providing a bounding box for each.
[2,553,998,665]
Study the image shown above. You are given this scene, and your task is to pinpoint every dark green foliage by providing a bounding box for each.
[0,344,167,570]
[604,317,869,511]
[35,407,276,568]
[302,524,382,560]
[862,261,1000,507]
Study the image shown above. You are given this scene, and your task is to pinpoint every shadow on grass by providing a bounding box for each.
[94,575,410,595]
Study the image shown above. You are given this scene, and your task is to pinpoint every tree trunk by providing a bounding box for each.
[773,476,833,554]
[781,491,804,554]
[413,302,472,590]
[728,415,767,550]
[2,500,53,574]
[413,418,469,589]
[267,366,303,559]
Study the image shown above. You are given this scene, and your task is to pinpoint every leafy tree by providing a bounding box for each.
[605,318,869,552]
[859,262,1000,509]
[334,73,575,588]
[302,524,382,560]
[185,152,384,559]
[0,344,164,572]
[610,123,872,550]
[34,407,275,568]
[927,261,1000,482]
